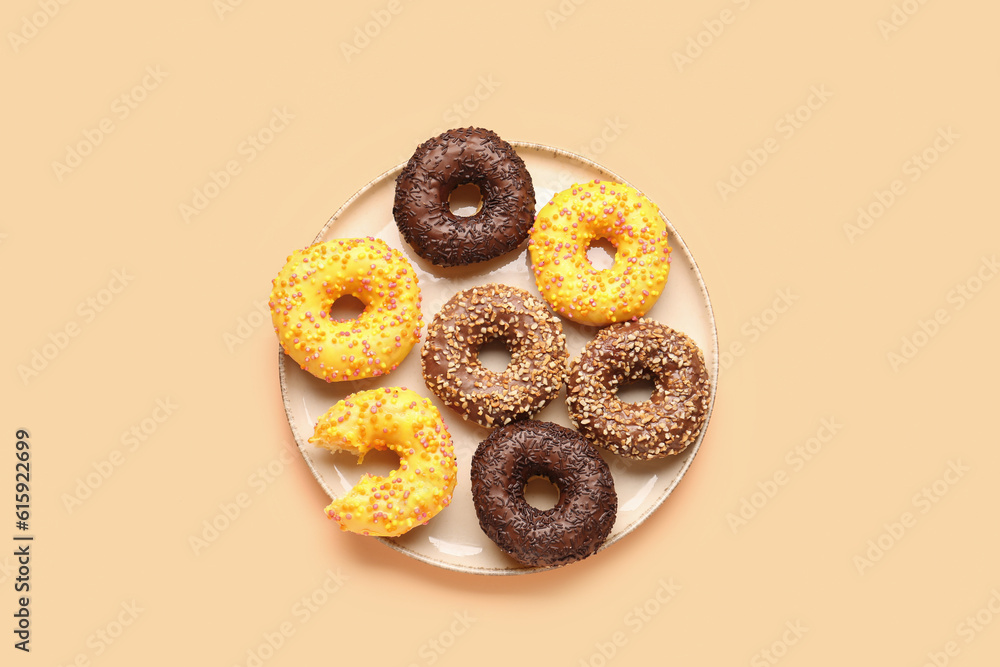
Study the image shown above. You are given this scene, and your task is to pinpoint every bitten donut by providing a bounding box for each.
[269,237,423,383]
[528,179,672,325]
[471,420,617,567]
[393,127,536,267]
[309,387,458,537]
[566,319,710,459]
[421,284,569,428]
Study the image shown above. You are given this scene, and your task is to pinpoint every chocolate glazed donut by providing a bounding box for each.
[421,284,568,428]
[471,420,617,567]
[566,319,710,460]
[392,127,535,267]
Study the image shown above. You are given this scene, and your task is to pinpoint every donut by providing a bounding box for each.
[471,420,617,567]
[421,284,569,428]
[528,179,672,325]
[269,237,423,383]
[309,387,458,537]
[566,319,710,459]
[393,127,536,267]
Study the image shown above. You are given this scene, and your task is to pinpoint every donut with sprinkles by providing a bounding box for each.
[269,237,423,382]
[310,387,457,537]
[470,420,617,567]
[528,180,671,325]
[393,127,536,267]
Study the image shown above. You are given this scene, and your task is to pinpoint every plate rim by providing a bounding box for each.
[277,141,720,576]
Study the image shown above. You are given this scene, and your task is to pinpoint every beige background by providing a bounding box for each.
[4,0,999,665]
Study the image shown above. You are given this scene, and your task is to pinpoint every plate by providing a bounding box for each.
[278,143,718,575]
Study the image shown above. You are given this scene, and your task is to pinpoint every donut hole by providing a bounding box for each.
[524,475,560,511]
[477,337,512,373]
[448,183,484,217]
[616,376,657,404]
[326,295,366,322]
[586,237,617,270]
[328,447,401,490]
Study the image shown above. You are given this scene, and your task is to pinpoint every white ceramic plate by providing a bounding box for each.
[278,143,718,575]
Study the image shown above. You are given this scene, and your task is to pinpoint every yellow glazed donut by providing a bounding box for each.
[269,237,423,382]
[528,180,672,325]
[309,387,458,537]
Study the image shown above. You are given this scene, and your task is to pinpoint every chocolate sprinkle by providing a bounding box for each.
[421,283,569,428]
[471,420,617,567]
[566,319,710,460]
[393,127,536,267]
